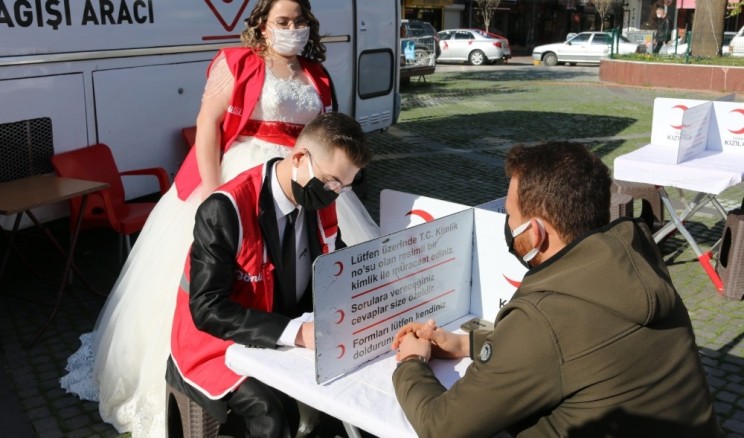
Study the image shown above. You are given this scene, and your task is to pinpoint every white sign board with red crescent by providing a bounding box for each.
[313,209,473,384]
[312,191,527,383]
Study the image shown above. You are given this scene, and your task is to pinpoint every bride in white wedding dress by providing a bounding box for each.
[60,1,379,435]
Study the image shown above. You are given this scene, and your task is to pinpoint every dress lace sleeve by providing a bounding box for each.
[202,55,234,101]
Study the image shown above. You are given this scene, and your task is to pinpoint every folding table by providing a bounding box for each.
[0,174,109,345]
[226,315,475,438]
[614,144,744,293]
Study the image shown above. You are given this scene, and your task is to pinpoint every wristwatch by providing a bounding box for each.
[396,354,428,368]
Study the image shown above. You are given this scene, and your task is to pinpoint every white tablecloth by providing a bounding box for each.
[613,144,744,194]
[225,315,474,438]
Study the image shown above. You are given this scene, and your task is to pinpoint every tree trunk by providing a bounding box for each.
[691,0,727,56]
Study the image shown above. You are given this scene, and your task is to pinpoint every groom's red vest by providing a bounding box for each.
[174,48,334,200]
[170,162,337,399]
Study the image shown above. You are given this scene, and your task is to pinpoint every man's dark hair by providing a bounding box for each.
[505,141,611,243]
[298,112,373,169]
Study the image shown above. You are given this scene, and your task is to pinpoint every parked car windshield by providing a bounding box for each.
[402,20,436,38]
[568,32,632,45]
[569,34,591,44]
[592,34,609,45]
[724,31,736,46]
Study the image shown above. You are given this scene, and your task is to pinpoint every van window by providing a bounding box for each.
[358,49,394,99]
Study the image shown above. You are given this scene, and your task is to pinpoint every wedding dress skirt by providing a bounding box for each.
[60,67,379,436]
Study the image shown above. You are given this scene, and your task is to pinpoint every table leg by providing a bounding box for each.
[24,209,103,296]
[342,422,364,438]
[26,194,92,346]
[710,196,729,220]
[653,188,724,293]
[653,191,716,244]
[0,213,22,285]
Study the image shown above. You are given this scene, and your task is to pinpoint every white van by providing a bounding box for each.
[0,0,400,224]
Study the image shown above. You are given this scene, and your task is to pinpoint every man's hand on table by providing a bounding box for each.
[391,319,470,361]
[295,322,315,350]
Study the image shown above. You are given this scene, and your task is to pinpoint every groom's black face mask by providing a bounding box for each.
[291,177,338,211]
[291,152,339,211]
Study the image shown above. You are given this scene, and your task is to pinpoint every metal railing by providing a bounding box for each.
[610,28,619,58]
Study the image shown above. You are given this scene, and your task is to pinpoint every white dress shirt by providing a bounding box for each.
[271,163,314,346]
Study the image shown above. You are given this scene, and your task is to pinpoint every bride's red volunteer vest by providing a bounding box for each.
[174,48,335,200]
[170,162,337,399]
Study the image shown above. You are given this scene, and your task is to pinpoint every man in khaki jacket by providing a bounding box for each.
[392,141,720,437]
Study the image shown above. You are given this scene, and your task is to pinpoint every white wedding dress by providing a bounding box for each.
[60,67,380,436]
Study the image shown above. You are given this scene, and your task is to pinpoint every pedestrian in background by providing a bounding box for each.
[653,6,671,53]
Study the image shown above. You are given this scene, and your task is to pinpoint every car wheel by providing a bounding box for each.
[414,49,430,65]
[543,52,558,66]
[468,50,487,66]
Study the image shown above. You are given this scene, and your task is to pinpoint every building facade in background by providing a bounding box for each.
[401,0,743,50]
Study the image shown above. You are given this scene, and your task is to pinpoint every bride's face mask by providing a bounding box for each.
[268,27,310,56]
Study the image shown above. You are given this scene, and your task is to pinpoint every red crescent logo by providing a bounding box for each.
[336,344,346,359]
[335,309,345,324]
[204,0,251,32]
[502,274,521,288]
[669,104,688,130]
[405,209,435,222]
[334,261,344,276]
[728,108,744,134]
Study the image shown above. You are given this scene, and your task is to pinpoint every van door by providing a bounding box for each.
[94,62,208,198]
[317,1,354,118]
[319,0,398,132]
[352,0,398,131]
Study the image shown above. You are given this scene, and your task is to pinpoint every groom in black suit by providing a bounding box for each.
[166,112,372,437]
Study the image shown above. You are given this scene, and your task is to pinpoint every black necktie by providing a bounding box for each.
[281,209,298,314]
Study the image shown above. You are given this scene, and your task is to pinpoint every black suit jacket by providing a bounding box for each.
[257,157,326,317]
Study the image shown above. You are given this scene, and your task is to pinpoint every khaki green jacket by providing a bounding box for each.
[393,219,720,437]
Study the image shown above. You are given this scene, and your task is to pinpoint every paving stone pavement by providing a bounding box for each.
[1,61,743,437]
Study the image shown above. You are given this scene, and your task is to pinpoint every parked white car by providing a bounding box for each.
[437,28,510,65]
[533,32,642,66]
[728,26,744,56]
[662,31,736,55]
